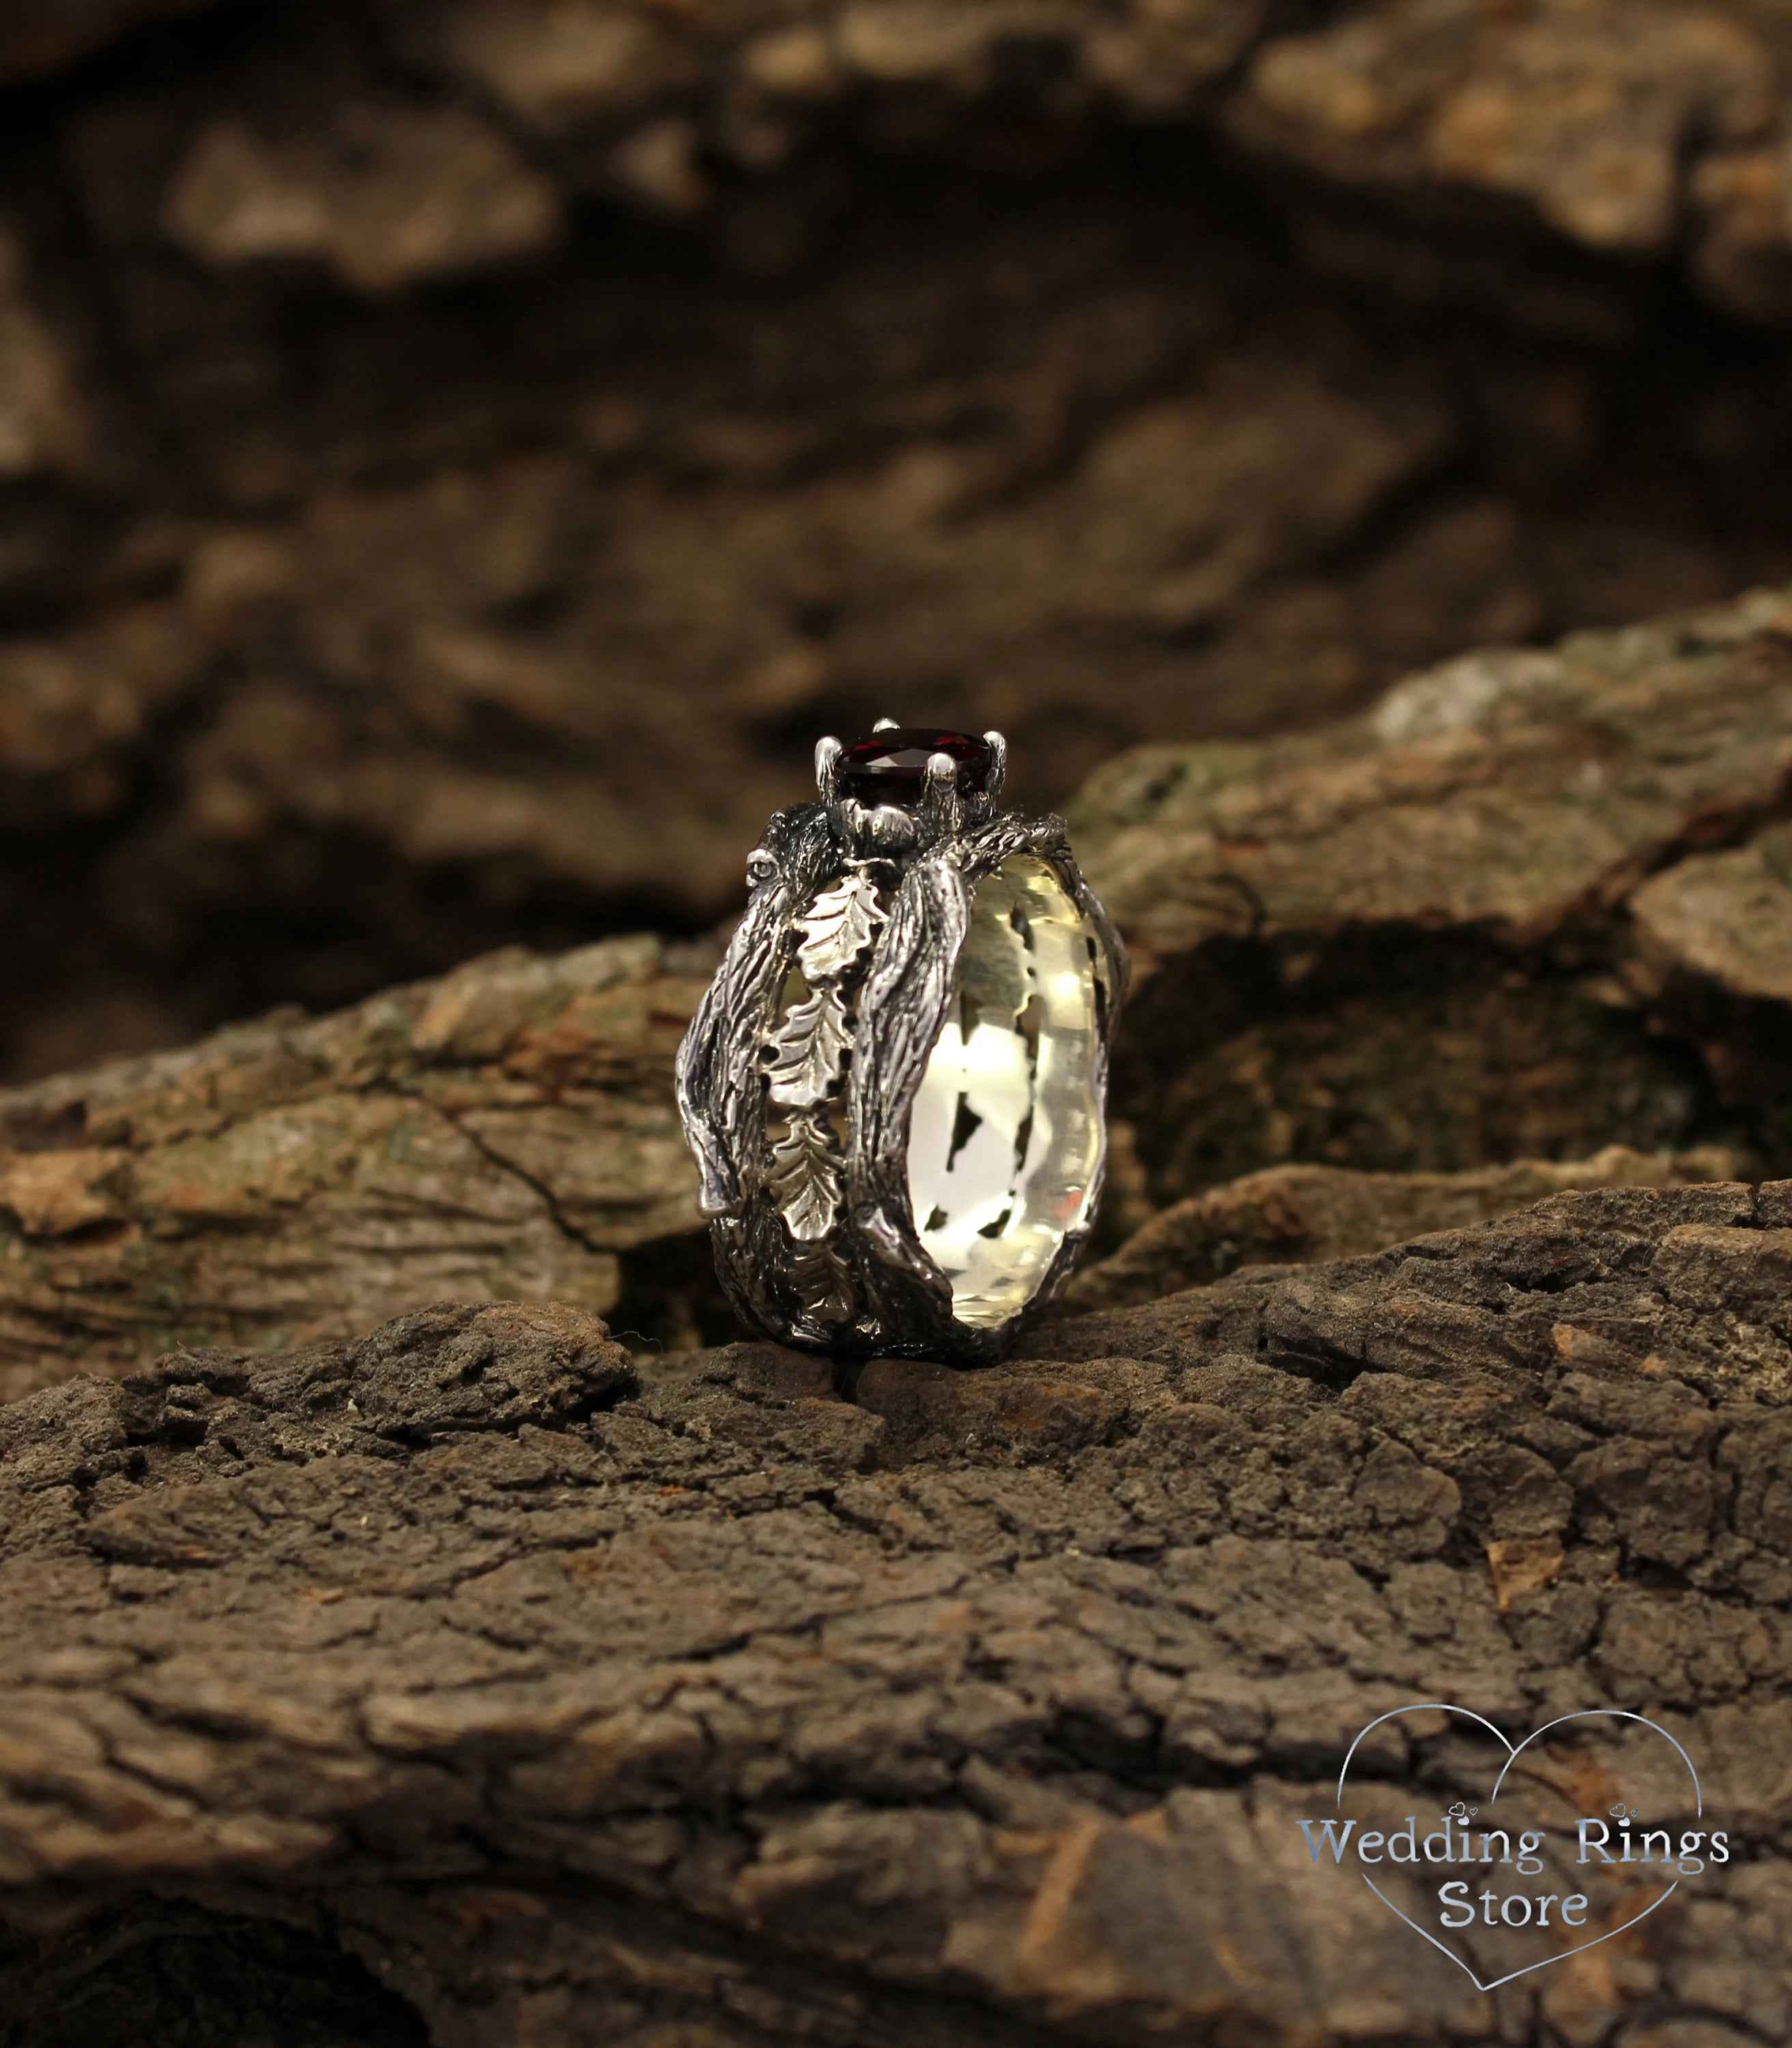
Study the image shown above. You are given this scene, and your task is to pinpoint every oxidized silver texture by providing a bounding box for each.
[675,726,1127,1364]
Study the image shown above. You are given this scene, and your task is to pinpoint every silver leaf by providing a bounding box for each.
[796,871,885,982]
[788,1238,855,1324]
[767,982,853,1108]
[768,1111,842,1240]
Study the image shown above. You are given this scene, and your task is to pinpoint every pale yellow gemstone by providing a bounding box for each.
[906,853,1107,1328]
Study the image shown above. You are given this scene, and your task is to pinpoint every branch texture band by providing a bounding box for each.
[676,725,1127,1363]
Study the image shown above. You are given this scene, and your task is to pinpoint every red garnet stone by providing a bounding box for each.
[838,728,992,808]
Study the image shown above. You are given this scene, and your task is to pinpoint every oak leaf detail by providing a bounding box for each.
[767,1111,842,1241]
[767,983,853,1109]
[796,872,884,983]
[788,1238,855,1323]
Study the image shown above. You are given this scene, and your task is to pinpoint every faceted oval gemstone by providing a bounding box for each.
[838,728,992,808]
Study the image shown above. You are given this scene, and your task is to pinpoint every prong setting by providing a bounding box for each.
[872,716,900,732]
[827,725,999,852]
[919,750,965,834]
[982,730,1008,806]
[814,735,843,801]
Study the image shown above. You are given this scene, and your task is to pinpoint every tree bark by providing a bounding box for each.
[3,1182,1792,2044]
[0,937,713,1404]
[5,1,1792,1077]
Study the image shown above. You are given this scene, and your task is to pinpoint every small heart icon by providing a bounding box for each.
[1325,1704,1706,1992]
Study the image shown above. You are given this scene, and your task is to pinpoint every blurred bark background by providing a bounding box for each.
[7,0,1792,1082]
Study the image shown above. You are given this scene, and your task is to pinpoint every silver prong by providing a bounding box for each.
[919,749,961,828]
[815,735,842,800]
[872,716,900,732]
[982,730,1007,804]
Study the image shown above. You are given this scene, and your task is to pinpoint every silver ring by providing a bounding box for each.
[676,724,1127,1363]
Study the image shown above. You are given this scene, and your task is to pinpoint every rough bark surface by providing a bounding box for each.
[3,1185,1792,2045]
[1063,1143,1748,1311]
[0,936,713,1404]
[8,1,1792,1078]
[1081,586,1792,1203]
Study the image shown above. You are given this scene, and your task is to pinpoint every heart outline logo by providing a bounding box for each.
[1334,1703,1705,1993]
